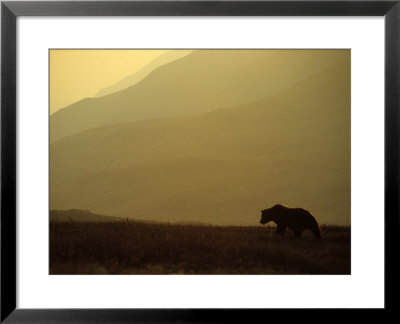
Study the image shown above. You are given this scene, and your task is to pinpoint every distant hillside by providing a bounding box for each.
[50,50,349,142]
[50,61,350,226]
[50,209,124,222]
[94,50,192,98]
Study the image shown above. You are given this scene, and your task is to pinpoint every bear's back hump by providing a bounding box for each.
[279,207,314,225]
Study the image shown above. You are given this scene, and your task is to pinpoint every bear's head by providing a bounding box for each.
[260,204,282,225]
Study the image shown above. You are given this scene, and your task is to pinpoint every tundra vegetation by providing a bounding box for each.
[50,214,350,275]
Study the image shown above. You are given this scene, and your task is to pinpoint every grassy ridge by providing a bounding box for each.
[50,221,350,275]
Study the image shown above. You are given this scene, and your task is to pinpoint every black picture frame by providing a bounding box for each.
[1,0,399,322]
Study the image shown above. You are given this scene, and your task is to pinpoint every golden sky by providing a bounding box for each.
[49,50,168,114]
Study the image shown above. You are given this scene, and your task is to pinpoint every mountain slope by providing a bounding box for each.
[94,50,192,98]
[50,209,124,222]
[50,50,349,142]
[50,61,350,225]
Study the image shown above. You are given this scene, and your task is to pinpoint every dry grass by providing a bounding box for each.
[50,221,350,275]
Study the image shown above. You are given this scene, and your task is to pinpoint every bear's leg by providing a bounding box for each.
[293,229,302,238]
[308,222,322,239]
[276,224,286,236]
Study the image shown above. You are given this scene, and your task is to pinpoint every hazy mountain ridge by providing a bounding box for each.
[50,209,124,222]
[50,50,349,143]
[94,50,192,98]
[50,61,350,225]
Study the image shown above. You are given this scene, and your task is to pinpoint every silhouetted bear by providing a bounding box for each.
[260,204,321,239]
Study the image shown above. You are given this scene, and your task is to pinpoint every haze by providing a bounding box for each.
[50,49,350,226]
